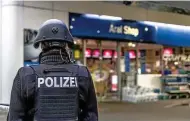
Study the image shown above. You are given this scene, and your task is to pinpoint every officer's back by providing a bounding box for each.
[8,19,98,121]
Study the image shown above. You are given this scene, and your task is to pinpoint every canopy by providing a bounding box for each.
[69,13,190,47]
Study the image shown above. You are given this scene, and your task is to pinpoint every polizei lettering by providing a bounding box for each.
[38,77,78,88]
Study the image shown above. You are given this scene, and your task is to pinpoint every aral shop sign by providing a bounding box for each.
[109,24,139,37]
[163,54,190,62]
[69,13,155,43]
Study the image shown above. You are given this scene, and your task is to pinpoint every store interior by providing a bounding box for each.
[72,38,190,100]
[73,39,159,99]
[73,39,190,74]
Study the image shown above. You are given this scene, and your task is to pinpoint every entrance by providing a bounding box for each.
[74,39,122,101]
[73,38,165,101]
[86,40,119,101]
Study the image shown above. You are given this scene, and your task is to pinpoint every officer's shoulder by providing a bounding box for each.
[73,64,89,77]
[74,63,84,66]
[17,66,36,76]
[75,63,89,70]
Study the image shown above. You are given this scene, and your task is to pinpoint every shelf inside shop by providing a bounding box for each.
[165,90,190,94]
[164,87,189,92]
[165,82,188,85]
[164,85,187,89]
[162,75,190,95]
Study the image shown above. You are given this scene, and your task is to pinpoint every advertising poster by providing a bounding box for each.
[24,29,40,66]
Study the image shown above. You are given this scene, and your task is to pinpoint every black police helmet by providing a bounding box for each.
[33,19,74,48]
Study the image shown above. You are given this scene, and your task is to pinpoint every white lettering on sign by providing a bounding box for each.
[108,24,139,37]
[163,55,190,62]
[37,77,78,88]
[123,25,139,37]
[109,24,123,34]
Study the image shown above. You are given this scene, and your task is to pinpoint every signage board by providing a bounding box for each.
[69,13,190,47]
[163,54,190,62]
[69,13,156,43]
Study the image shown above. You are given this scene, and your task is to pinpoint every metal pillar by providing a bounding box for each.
[135,43,139,85]
[116,42,122,101]
[0,0,2,104]
[160,46,164,92]
[182,47,185,69]
[99,40,103,75]
[160,46,164,75]
[82,39,87,66]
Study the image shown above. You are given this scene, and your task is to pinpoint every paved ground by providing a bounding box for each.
[1,100,190,121]
[99,100,190,121]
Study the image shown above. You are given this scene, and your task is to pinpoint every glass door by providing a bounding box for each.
[73,38,121,101]
[87,40,120,101]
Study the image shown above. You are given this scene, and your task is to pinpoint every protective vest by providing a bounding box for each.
[30,64,79,121]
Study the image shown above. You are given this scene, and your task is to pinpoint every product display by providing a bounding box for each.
[122,86,163,103]
[161,75,190,99]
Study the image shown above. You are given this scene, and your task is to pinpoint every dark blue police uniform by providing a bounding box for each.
[8,19,98,121]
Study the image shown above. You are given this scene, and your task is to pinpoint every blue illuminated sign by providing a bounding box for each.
[69,13,156,43]
[69,13,190,47]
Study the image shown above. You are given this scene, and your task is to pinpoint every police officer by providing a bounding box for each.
[8,19,98,121]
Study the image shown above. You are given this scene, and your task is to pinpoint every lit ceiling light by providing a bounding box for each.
[100,15,122,20]
[74,41,77,44]
[132,44,136,47]
[83,14,122,20]
[145,27,148,31]
[76,39,81,44]
[128,42,133,46]
[156,61,160,67]
[174,62,179,65]
[146,68,151,73]
[70,26,73,29]
[83,14,99,18]
[72,18,75,21]
[110,70,114,73]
